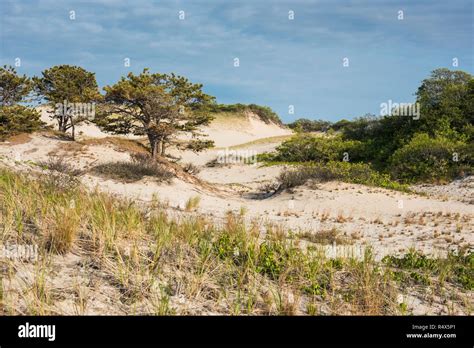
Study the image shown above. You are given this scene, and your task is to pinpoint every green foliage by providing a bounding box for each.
[287,118,332,132]
[383,250,473,290]
[262,69,473,184]
[247,104,282,124]
[34,65,100,104]
[0,105,43,140]
[34,65,101,139]
[0,65,34,106]
[256,241,288,280]
[208,103,247,113]
[275,161,408,192]
[98,69,215,158]
[415,69,473,137]
[389,133,470,183]
[383,250,439,271]
[0,66,41,140]
[330,119,351,131]
[266,134,366,163]
[209,103,282,124]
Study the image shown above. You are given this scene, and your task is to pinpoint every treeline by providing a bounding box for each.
[0,66,44,140]
[209,103,282,125]
[0,65,281,157]
[287,118,353,132]
[267,68,474,183]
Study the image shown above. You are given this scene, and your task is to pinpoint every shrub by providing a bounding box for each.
[298,228,350,245]
[256,240,288,280]
[209,103,282,124]
[0,105,43,141]
[39,156,83,177]
[38,156,83,191]
[91,152,173,183]
[276,162,408,192]
[330,119,351,131]
[389,133,470,183]
[266,134,366,163]
[382,250,473,290]
[182,162,201,175]
[247,104,282,124]
[208,103,247,113]
[287,118,332,132]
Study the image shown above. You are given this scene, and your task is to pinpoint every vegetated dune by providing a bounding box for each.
[202,110,293,147]
[36,105,293,147]
[0,109,473,315]
[1,125,472,260]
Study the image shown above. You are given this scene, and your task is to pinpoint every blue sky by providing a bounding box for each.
[1,0,472,122]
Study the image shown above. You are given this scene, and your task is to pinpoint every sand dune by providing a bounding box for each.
[1,124,472,261]
[1,116,473,316]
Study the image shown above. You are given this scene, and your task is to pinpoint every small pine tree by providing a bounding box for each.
[97,69,215,158]
[0,66,42,140]
[34,65,101,140]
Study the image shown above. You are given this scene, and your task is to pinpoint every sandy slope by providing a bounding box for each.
[203,111,292,147]
[1,130,472,261]
[37,105,293,146]
[1,119,473,316]
[1,107,472,260]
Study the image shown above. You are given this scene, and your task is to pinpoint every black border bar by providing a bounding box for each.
[0,316,472,346]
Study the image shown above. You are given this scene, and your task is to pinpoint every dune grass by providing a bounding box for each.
[0,168,470,315]
[91,153,173,183]
[261,161,410,193]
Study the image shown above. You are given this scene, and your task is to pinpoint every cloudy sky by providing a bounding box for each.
[1,0,472,122]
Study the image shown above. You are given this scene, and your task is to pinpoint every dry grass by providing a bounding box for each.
[298,228,352,245]
[82,137,148,154]
[38,155,83,177]
[223,135,293,150]
[182,162,201,175]
[185,196,201,212]
[91,153,173,183]
[0,168,471,315]
[2,133,32,145]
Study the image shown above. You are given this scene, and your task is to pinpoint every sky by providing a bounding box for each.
[1,0,472,123]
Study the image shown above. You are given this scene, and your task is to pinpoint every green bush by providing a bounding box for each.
[276,161,408,192]
[330,119,351,131]
[0,105,43,140]
[287,118,332,132]
[382,250,473,290]
[265,134,367,163]
[389,133,470,183]
[247,104,282,124]
[209,103,282,124]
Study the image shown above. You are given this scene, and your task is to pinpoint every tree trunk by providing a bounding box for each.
[58,115,65,132]
[148,135,160,159]
[58,114,69,134]
[68,115,75,140]
[161,141,166,156]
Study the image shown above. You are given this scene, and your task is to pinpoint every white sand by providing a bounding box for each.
[1,125,472,261]
[1,118,473,316]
